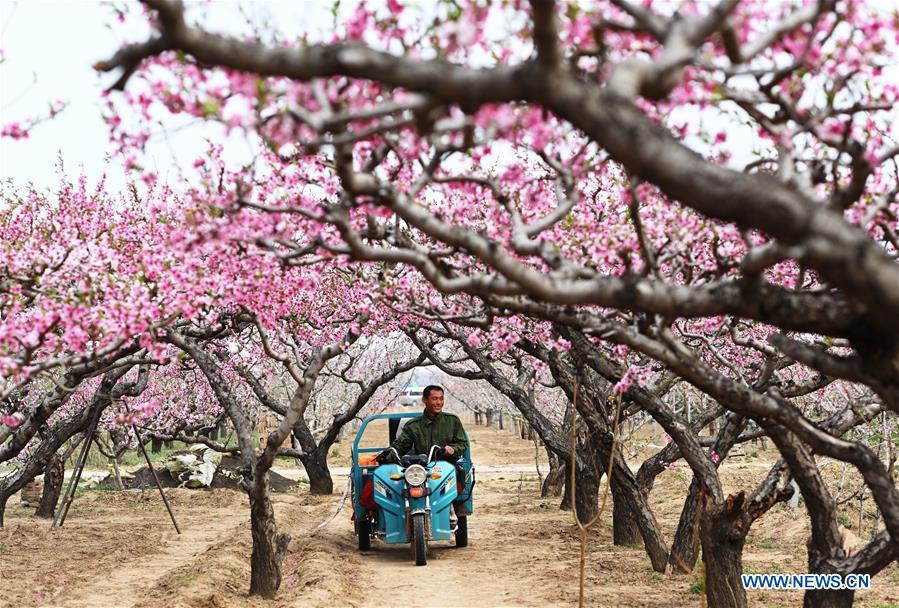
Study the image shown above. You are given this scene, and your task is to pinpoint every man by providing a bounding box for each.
[384,385,467,462]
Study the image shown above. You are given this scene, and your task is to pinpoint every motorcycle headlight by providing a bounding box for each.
[404,465,427,486]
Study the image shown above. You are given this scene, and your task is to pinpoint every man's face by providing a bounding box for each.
[423,390,445,417]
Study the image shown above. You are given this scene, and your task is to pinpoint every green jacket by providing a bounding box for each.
[390,410,467,462]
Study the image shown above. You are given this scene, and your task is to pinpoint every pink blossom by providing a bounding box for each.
[1,121,30,140]
[1,414,23,428]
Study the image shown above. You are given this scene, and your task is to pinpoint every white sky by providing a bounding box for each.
[0,1,339,192]
[1,1,132,190]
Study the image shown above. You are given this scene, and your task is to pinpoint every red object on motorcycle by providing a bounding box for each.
[409,486,424,498]
[360,478,377,509]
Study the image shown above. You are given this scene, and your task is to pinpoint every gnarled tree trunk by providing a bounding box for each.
[542,451,565,497]
[592,430,669,572]
[668,478,705,573]
[606,462,669,572]
[35,453,65,518]
[248,472,289,598]
[699,493,750,608]
[611,480,641,546]
[299,447,333,495]
[567,457,601,523]
[292,424,334,495]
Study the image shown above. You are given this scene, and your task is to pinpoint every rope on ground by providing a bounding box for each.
[571,374,622,608]
[311,476,351,537]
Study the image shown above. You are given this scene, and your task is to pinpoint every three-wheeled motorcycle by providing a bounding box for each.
[351,412,475,565]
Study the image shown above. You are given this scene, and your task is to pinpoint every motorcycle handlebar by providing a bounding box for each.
[375,447,400,463]
[427,445,441,463]
[376,446,447,466]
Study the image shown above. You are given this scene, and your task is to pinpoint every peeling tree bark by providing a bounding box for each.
[297,445,333,495]
[248,471,289,597]
[34,453,65,519]
[699,493,751,608]
[667,479,705,573]
[611,480,642,547]
[541,451,565,497]
[571,460,601,523]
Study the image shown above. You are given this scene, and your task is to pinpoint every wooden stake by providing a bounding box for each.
[133,424,181,534]
[52,411,100,528]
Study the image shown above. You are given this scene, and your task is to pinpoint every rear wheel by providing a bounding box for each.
[358,517,371,551]
[455,515,468,548]
[412,513,428,566]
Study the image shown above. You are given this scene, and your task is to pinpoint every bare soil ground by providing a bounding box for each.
[2,423,897,608]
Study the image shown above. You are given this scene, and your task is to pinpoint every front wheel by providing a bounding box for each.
[455,515,468,548]
[412,512,428,566]
[358,518,371,551]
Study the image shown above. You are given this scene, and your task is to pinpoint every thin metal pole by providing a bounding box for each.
[53,419,97,528]
[132,424,181,534]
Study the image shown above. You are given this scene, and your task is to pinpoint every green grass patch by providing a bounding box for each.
[745,563,783,574]
[176,570,201,585]
[743,564,764,575]
[688,578,703,594]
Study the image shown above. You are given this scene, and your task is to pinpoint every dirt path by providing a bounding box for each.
[60,509,246,608]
